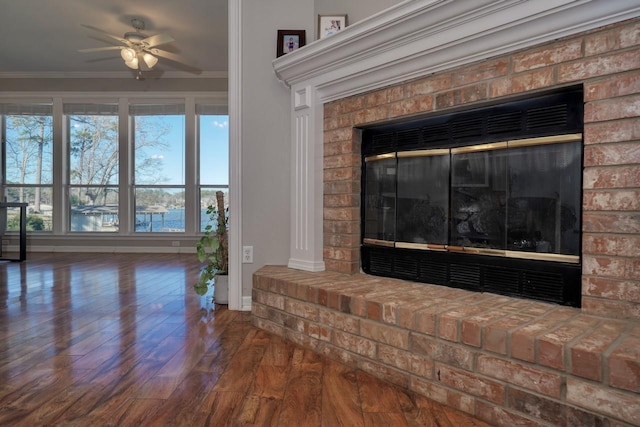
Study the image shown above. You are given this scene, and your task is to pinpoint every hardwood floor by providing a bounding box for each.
[0,253,494,426]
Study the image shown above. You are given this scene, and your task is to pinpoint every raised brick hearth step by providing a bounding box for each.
[252,266,640,427]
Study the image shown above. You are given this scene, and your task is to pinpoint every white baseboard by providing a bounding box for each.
[23,245,197,254]
[241,296,252,311]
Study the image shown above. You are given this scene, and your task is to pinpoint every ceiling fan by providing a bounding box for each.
[79,18,190,76]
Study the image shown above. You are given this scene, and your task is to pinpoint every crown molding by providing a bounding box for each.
[273,0,640,102]
[0,91,227,99]
[0,71,228,79]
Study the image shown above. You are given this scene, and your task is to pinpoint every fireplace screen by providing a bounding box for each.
[364,136,581,259]
[361,88,583,306]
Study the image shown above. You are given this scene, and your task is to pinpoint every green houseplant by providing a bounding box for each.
[194,191,228,302]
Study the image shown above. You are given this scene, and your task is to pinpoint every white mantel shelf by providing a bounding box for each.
[274,0,640,102]
[274,0,640,273]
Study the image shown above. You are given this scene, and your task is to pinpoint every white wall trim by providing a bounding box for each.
[21,245,197,254]
[0,71,228,79]
[241,295,252,311]
[227,0,243,311]
[0,91,227,100]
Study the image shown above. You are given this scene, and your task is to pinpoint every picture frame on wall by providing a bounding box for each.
[318,14,348,39]
[276,30,306,57]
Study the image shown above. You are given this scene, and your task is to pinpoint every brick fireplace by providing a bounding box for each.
[322,21,640,321]
[257,2,640,426]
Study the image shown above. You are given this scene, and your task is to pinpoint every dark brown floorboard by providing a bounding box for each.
[0,253,494,426]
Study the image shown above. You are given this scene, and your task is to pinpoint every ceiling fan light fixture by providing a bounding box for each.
[120,47,136,62]
[79,20,189,77]
[124,57,139,70]
[142,53,158,68]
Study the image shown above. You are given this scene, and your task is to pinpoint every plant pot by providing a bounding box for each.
[213,274,229,304]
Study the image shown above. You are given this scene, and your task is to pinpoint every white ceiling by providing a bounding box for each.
[0,0,228,77]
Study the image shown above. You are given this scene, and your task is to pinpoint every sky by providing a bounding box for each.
[143,114,229,187]
[199,115,229,186]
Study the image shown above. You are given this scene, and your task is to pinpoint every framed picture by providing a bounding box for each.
[318,14,348,39]
[276,30,306,57]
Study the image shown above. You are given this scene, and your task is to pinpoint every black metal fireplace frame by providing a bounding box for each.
[360,87,584,307]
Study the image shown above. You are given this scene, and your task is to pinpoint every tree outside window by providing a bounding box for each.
[3,107,53,231]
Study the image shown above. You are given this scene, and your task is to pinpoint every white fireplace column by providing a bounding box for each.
[287,84,325,272]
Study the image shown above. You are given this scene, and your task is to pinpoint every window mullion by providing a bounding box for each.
[184,97,197,235]
[52,97,64,234]
[118,98,132,234]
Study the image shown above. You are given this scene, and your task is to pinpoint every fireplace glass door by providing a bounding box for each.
[396,150,449,245]
[451,145,507,250]
[363,136,582,261]
[450,139,581,256]
[363,155,396,243]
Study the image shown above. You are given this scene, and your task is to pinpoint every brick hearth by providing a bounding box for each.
[252,266,639,426]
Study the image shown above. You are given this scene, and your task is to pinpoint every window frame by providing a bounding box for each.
[65,104,120,233]
[197,111,229,232]
[0,103,55,232]
[0,94,228,240]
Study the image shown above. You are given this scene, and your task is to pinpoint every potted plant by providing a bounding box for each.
[194,190,229,303]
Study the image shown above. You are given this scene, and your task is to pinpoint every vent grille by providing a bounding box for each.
[361,246,581,307]
[527,104,568,130]
[451,117,484,140]
[368,251,393,275]
[423,123,450,143]
[396,129,422,149]
[395,255,418,278]
[363,88,582,154]
[418,258,448,285]
[450,264,481,290]
[368,132,395,155]
[522,271,564,303]
[484,267,520,295]
[487,111,522,135]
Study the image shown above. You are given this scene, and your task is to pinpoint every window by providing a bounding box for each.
[66,104,119,232]
[198,106,229,232]
[1,97,228,240]
[131,104,185,233]
[1,103,53,231]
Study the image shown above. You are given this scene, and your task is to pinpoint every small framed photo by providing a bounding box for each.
[318,14,348,39]
[277,30,306,57]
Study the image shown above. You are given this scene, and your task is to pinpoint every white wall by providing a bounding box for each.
[238,0,402,296]
[240,0,314,294]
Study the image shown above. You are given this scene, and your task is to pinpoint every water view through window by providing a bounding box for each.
[68,108,119,232]
[1,100,228,235]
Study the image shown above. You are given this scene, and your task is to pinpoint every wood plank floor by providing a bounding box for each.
[0,253,495,426]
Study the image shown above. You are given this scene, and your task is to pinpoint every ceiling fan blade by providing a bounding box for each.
[142,33,174,48]
[149,49,200,70]
[81,24,128,45]
[78,46,123,53]
[149,49,202,74]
